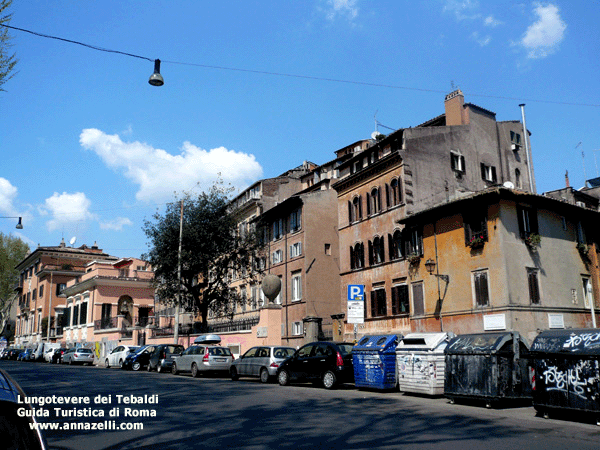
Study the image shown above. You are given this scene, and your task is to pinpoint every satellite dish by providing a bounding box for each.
[69,236,77,246]
[503,181,515,189]
[371,131,382,140]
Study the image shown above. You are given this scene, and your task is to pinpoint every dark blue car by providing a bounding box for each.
[121,345,156,371]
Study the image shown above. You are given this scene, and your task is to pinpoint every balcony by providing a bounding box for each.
[94,317,118,330]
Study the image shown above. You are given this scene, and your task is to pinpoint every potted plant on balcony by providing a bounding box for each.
[524,233,541,250]
[407,253,421,265]
[577,242,591,262]
[467,235,485,249]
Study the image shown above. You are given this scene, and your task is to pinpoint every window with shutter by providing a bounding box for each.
[527,268,540,304]
[473,271,490,307]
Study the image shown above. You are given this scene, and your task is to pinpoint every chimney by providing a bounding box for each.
[444,89,469,126]
[565,170,570,188]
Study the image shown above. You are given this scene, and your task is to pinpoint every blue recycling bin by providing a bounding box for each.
[353,335,401,390]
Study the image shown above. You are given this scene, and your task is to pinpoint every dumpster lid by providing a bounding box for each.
[354,335,401,351]
[397,332,456,351]
[193,334,221,345]
[445,332,526,355]
[531,328,600,355]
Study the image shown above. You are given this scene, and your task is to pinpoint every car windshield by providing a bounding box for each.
[134,346,151,354]
[128,347,139,353]
[273,348,295,359]
[165,346,184,354]
[77,349,92,353]
[208,347,232,356]
[337,344,355,356]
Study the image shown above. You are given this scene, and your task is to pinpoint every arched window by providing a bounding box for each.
[387,178,401,207]
[368,187,381,215]
[388,230,403,260]
[352,196,362,221]
[350,242,364,269]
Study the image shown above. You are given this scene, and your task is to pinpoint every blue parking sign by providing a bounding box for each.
[347,284,364,301]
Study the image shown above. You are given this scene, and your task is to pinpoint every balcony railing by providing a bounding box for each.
[208,316,260,333]
[94,317,118,330]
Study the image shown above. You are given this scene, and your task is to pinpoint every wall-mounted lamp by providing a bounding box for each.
[424,258,450,283]
[148,59,164,86]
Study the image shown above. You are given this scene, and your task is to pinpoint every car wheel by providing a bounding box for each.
[230,367,239,381]
[147,363,153,372]
[171,362,179,375]
[191,363,199,378]
[105,359,110,368]
[119,359,123,368]
[322,370,337,389]
[278,369,290,386]
[260,368,270,384]
[132,361,141,371]
[157,363,163,373]
[69,359,73,366]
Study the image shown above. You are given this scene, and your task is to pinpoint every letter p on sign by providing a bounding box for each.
[348,285,364,301]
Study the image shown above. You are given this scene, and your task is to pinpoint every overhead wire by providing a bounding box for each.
[2,23,599,108]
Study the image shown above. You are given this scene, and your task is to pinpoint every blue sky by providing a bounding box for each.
[1,1,599,259]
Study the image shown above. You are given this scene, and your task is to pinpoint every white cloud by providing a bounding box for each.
[323,0,359,22]
[41,192,98,232]
[0,177,19,215]
[443,0,481,21]
[100,217,133,231]
[520,3,566,59]
[471,31,491,46]
[484,15,502,27]
[79,129,263,203]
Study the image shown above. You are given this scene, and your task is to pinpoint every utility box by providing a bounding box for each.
[353,335,401,390]
[396,332,455,396]
[444,332,532,407]
[530,328,600,424]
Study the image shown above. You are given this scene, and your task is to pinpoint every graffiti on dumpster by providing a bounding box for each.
[563,332,600,350]
[398,354,435,380]
[540,360,600,400]
[447,335,499,353]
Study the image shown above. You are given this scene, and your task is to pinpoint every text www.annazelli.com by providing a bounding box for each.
[29,421,144,431]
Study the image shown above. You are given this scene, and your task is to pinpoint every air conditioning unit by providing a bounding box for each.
[511,143,520,151]
[576,201,586,208]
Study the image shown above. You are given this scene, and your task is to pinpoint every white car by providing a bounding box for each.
[105,345,139,368]
[43,344,61,362]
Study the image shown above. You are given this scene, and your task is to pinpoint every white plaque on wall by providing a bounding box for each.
[483,313,506,331]
[256,327,268,338]
[548,313,565,329]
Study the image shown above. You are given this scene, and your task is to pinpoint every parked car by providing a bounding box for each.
[42,344,61,363]
[276,341,355,389]
[121,345,156,371]
[5,348,22,360]
[50,348,68,364]
[30,344,46,362]
[171,335,233,377]
[61,348,95,365]
[0,368,48,449]
[16,349,32,361]
[0,348,16,360]
[104,345,139,369]
[230,346,295,383]
[147,344,185,373]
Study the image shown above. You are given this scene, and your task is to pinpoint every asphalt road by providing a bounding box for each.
[2,360,600,450]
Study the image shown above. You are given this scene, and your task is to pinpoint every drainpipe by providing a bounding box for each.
[433,222,443,332]
[519,104,535,194]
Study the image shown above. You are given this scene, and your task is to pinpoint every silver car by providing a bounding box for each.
[230,346,295,383]
[61,348,95,365]
[171,345,234,377]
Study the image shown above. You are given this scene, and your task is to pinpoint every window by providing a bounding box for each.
[583,277,594,309]
[366,187,381,215]
[73,304,79,326]
[510,131,521,145]
[272,250,283,264]
[79,302,88,324]
[101,303,112,319]
[272,218,284,241]
[517,205,538,238]
[515,169,522,189]
[369,237,385,265]
[350,243,365,270]
[291,272,302,302]
[527,268,540,305]
[388,230,403,260]
[480,163,497,183]
[386,178,401,208]
[404,227,423,256]
[451,152,465,172]
[576,221,586,244]
[411,282,424,316]
[292,321,303,336]
[289,242,302,258]
[370,288,387,317]
[32,288,37,300]
[348,195,363,223]
[56,283,66,296]
[39,285,44,298]
[290,209,302,232]
[391,284,409,315]
[464,212,488,246]
[472,270,490,307]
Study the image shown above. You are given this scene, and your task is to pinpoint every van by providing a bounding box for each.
[42,344,61,362]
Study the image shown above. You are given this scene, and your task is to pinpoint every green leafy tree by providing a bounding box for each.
[0,232,30,337]
[142,182,263,331]
[1,0,17,91]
